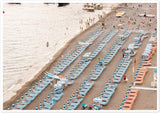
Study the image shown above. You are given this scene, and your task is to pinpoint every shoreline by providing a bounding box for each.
[3,4,121,109]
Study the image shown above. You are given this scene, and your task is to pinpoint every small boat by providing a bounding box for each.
[8,3,21,5]
[58,3,69,7]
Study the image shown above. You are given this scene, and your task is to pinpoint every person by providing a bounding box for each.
[46,42,49,47]
[123,75,126,81]
[76,93,83,99]
[88,105,93,110]
[99,61,103,66]
[123,53,125,58]
[134,58,136,63]
[82,104,87,110]
[144,11,146,17]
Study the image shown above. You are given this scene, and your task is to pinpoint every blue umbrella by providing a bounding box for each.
[35,82,38,86]
[82,104,85,107]
[63,104,66,110]
[29,88,32,92]
[93,102,96,108]
[51,90,54,95]
[32,85,35,90]
[76,89,79,94]
[124,95,128,98]
[17,98,19,104]
[105,83,109,86]
[67,100,70,106]
[60,108,62,110]
[79,87,81,91]
[8,106,10,110]
[47,94,50,99]
[72,93,75,98]
[69,96,72,102]
[85,78,88,82]
[35,106,38,110]
[12,103,15,108]
[21,94,24,100]
[44,98,47,103]
[39,102,42,107]
[25,91,28,96]
[43,76,45,80]
[100,93,103,97]
[52,99,56,102]
[80,84,83,88]
[39,79,42,83]
[104,86,107,89]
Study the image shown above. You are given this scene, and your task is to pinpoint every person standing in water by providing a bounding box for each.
[46,41,49,47]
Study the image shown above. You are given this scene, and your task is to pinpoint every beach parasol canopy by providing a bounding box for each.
[69,96,72,101]
[17,98,19,103]
[63,104,66,109]
[67,100,70,106]
[154,69,157,73]
[40,102,42,107]
[76,89,79,94]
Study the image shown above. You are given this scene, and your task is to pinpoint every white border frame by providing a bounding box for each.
[0,0,159,113]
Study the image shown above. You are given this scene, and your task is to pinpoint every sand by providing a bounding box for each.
[3,3,157,110]
[3,3,118,103]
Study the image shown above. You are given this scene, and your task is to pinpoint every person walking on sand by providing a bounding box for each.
[123,75,127,82]
[134,58,136,63]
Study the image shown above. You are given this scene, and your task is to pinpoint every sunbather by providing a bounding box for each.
[76,93,83,99]
[88,105,93,110]
[82,104,87,110]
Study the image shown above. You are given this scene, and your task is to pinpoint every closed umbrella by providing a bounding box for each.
[40,102,42,107]
[69,96,72,102]
[76,89,79,94]
[29,88,32,92]
[51,90,54,95]
[72,93,75,98]
[25,91,28,96]
[67,100,70,106]
[40,79,42,83]
[21,94,24,100]
[44,98,47,103]
[32,85,35,90]
[47,94,50,99]
[17,98,19,104]
[35,106,38,110]
[36,82,38,86]
[12,103,15,108]
[63,104,66,110]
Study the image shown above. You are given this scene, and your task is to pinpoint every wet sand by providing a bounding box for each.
[3,3,157,110]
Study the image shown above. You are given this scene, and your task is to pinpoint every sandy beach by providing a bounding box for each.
[3,3,118,103]
[3,3,157,110]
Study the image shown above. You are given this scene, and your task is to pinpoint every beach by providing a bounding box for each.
[3,3,157,110]
[3,3,118,104]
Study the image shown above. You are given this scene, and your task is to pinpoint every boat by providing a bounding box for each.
[8,3,21,5]
[58,3,69,7]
